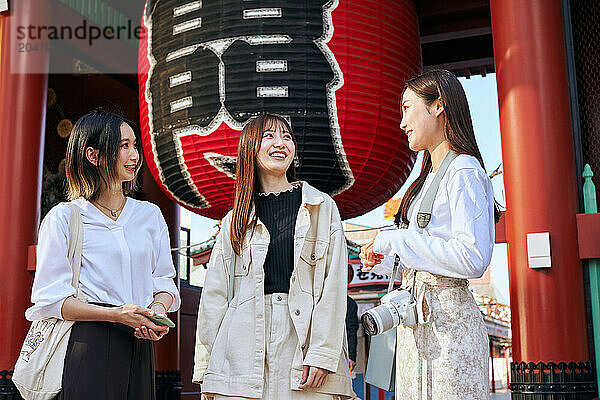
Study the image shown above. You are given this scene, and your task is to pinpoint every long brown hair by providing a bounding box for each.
[66,110,142,201]
[230,114,297,255]
[395,70,501,226]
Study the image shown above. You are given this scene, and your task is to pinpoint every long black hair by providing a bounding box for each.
[395,70,501,227]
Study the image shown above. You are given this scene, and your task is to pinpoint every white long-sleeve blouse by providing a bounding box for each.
[372,154,496,280]
[26,197,181,321]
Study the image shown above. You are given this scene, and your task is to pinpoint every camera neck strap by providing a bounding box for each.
[416,149,459,229]
[387,149,459,296]
[387,257,419,299]
[387,257,400,294]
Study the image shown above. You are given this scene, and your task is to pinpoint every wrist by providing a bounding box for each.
[150,300,168,314]
[154,291,174,305]
[107,307,120,323]
[373,231,390,255]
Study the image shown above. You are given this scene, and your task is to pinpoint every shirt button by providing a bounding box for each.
[295,309,301,316]
[277,295,282,301]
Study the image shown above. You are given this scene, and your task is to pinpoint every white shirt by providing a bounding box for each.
[26,197,181,321]
[372,154,496,280]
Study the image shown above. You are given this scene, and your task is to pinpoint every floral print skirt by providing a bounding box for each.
[395,271,489,400]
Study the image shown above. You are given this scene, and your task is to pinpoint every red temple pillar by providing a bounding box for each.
[490,0,591,394]
[0,1,49,370]
[140,164,181,372]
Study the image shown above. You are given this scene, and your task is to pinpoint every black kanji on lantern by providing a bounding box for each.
[146,0,351,204]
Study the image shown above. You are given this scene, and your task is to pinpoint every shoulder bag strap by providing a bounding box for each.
[67,202,83,292]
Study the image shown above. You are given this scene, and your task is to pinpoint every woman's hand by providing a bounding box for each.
[201,394,214,400]
[60,299,168,341]
[111,304,168,338]
[359,238,384,272]
[299,365,328,389]
[134,325,169,341]
[132,292,174,340]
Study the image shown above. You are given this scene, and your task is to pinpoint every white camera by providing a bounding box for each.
[361,288,418,335]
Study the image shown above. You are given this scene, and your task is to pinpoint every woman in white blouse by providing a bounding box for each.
[26,110,181,399]
[360,70,500,400]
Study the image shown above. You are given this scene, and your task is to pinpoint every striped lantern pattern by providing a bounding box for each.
[139,0,421,220]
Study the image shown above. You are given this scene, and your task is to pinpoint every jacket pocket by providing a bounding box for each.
[207,308,233,374]
[231,245,254,306]
[297,240,327,294]
[224,300,256,375]
[234,245,251,277]
[222,246,250,278]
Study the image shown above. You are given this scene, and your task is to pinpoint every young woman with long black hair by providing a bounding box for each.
[361,70,500,400]
[26,110,181,399]
[193,114,353,400]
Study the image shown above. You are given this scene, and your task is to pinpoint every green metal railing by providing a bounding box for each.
[582,164,600,390]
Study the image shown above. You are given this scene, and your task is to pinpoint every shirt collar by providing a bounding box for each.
[297,181,325,206]
[76,196,133,227]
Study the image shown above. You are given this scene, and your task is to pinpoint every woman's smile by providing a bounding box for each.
[269,149,288,160]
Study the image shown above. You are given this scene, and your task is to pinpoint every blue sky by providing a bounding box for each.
[181,73,510,303]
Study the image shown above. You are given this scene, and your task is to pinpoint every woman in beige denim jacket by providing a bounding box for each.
[193,114,353,400]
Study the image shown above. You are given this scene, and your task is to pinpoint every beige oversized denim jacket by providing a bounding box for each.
[193,181,353,399]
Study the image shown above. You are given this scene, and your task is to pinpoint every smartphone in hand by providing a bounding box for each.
[147,313,175,328]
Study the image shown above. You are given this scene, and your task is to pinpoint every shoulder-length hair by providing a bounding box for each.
[65,110,142,201]
[395,69,501,226]
[230,114,297,255]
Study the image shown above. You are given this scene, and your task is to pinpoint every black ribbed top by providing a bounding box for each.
[255,185,302,294]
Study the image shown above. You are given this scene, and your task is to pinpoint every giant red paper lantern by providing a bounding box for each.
[139,0,421,220]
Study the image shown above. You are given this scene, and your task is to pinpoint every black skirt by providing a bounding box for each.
[58,319,155,400]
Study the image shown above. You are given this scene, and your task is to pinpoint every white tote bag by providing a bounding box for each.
[13,203,87,400]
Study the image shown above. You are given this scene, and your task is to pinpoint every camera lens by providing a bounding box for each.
[361,312,379,336]
[361,293,407,336]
